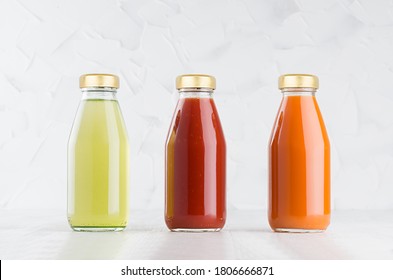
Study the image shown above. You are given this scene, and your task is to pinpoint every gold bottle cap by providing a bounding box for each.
[79,74,119,89]
[278,74,319,89]
[176,74,216,90]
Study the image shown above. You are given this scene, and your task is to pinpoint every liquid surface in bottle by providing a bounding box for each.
[166,97,226,231]
[269,95,330,232]
[68,100,129,230]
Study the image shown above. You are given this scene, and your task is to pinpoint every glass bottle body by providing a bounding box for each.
[165,89,226,232]
[268,88,330,232]
[67,88,129,232]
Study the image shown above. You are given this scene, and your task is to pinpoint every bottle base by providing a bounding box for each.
[274,228,325,233]
[71,226,126,232]
[170,228,222,233]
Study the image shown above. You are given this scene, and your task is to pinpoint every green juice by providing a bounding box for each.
[68,99,129,231]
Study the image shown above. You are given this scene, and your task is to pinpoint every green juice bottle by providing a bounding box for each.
[68,74,129,232]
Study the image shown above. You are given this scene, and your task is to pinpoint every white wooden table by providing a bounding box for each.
[1,210,392,259]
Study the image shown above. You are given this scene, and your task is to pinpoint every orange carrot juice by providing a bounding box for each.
[268,74,330,232]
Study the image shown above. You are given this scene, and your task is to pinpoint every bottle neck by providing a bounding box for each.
[178,88,213,98]
[281,87,316,97]
[81,87,118,100]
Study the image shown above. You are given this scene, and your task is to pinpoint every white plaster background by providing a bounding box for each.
[0,0,392,211]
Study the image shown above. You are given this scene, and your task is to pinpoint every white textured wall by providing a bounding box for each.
[0,0,392,211]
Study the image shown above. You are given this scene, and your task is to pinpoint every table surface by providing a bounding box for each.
[0,209,392,260]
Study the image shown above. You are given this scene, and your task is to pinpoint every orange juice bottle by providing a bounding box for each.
[268,74,330,232]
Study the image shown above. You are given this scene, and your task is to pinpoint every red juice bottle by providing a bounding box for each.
[165,74,226,232]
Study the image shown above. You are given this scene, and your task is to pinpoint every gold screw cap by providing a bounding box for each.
[176,74,216,90]
[79,74,119,89]
[278,74,319,89]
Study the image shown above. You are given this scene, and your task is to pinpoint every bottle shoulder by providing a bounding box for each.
[166,98,225,144]
[270,96,329,146]
[68,100,128,144]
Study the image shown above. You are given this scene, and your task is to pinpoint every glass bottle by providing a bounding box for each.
[165,74,226,232]
[268,74,330,232]
[68,74,129,232]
